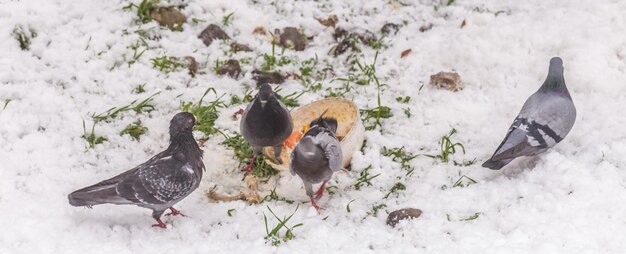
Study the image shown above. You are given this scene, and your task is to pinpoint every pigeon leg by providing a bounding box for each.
[314,181,327,200]
[243,146,262,174]
[152,219,167,229]
[242,156,257,174]
[165,207,186,217]
[151,210,167,229]
[310,197,324,212]
[273,145,284,164]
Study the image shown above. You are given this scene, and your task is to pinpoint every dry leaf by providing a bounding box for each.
[231,108,244,120]
[286,72,302,80]
[322,67,336,77]
[460,19,466,28]
[401,49,412,58]
[419,23,433,32]
[252,26,267,35]
[316,14,339,27]
[430,71,463,91]
[184,56,197,77]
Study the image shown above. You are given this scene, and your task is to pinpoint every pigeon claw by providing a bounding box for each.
[313,181,327,200]
[152,219,167,229]
[310,197,325,213]
[165,207,185,217]
[242,156,257,174]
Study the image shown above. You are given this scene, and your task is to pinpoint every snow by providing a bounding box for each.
[1,0,626,253]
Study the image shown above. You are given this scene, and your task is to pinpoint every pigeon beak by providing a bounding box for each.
[260,100,268,108]
[195,121,201,126]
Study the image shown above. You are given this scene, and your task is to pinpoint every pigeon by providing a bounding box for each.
[68,112,205,228]
[483,57,576,170]
[240,83,293,173]
[290,111,342,211]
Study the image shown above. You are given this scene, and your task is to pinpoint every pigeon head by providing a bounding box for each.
[310,117,338,133]
[169,112,197,137]
[257,84,275,108]
[548,57,564,75]
[309,110,338,134]
[540,57,567,93]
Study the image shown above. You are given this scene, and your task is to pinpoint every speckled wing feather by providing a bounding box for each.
[490,93,575,162]
[116,150,197,205]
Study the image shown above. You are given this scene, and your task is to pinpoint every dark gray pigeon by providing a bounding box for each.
[240,84,293,173]
[483,57,576,170]
[290,111,342,211]
[68,112,205,228]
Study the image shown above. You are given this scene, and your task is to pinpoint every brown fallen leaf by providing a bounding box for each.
[150,7,186,28]
[316,14,339,28]
[322,67,336,77]
[231,108,244,120]
[285,72,302,80]
[401,49,412,58]
[387,208,423,227]
[217,59,241,79]
[184,56,197,77]
[430,71,463,91]
[252,26,267,35]
[460,19,466,28]
[230,42,253,52]
[278,27,307,51]
[198,24,230,46]
[419,23,433,32]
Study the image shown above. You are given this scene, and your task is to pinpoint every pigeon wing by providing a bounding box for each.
[523,93,576,141]
[316,132,342,172]
[277,98,290,114]
[239,95,257,135]
[490,120,543,162]
[116,151,195,205]
[289,148,297,176]
[490,93,575,162]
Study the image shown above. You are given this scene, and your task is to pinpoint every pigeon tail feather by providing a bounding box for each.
[68,183,130,207]
[481,158,513,170]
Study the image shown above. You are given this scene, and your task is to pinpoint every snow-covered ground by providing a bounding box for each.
[1,0,626,253]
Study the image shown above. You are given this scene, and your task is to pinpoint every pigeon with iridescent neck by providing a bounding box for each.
[240,84,293,173]
[68,112,205,228]
[290,111,342,211]
[483,57,576,170]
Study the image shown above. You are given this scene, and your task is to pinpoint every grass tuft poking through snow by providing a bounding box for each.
[122,0,159,24]
[263,205,303,246]
[353,164,380,190]
[151,55,185,74]
[218,130,278,178]
[120,120,148,141]
[181,87,226,139]
[81,120,107,148]
[12,25,37,51]
[423,128,466,163]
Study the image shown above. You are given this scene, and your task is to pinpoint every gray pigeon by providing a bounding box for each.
[68,112,205,228]
[240,84,293,173]
[290,112,342,211]
[483,57,576,170]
